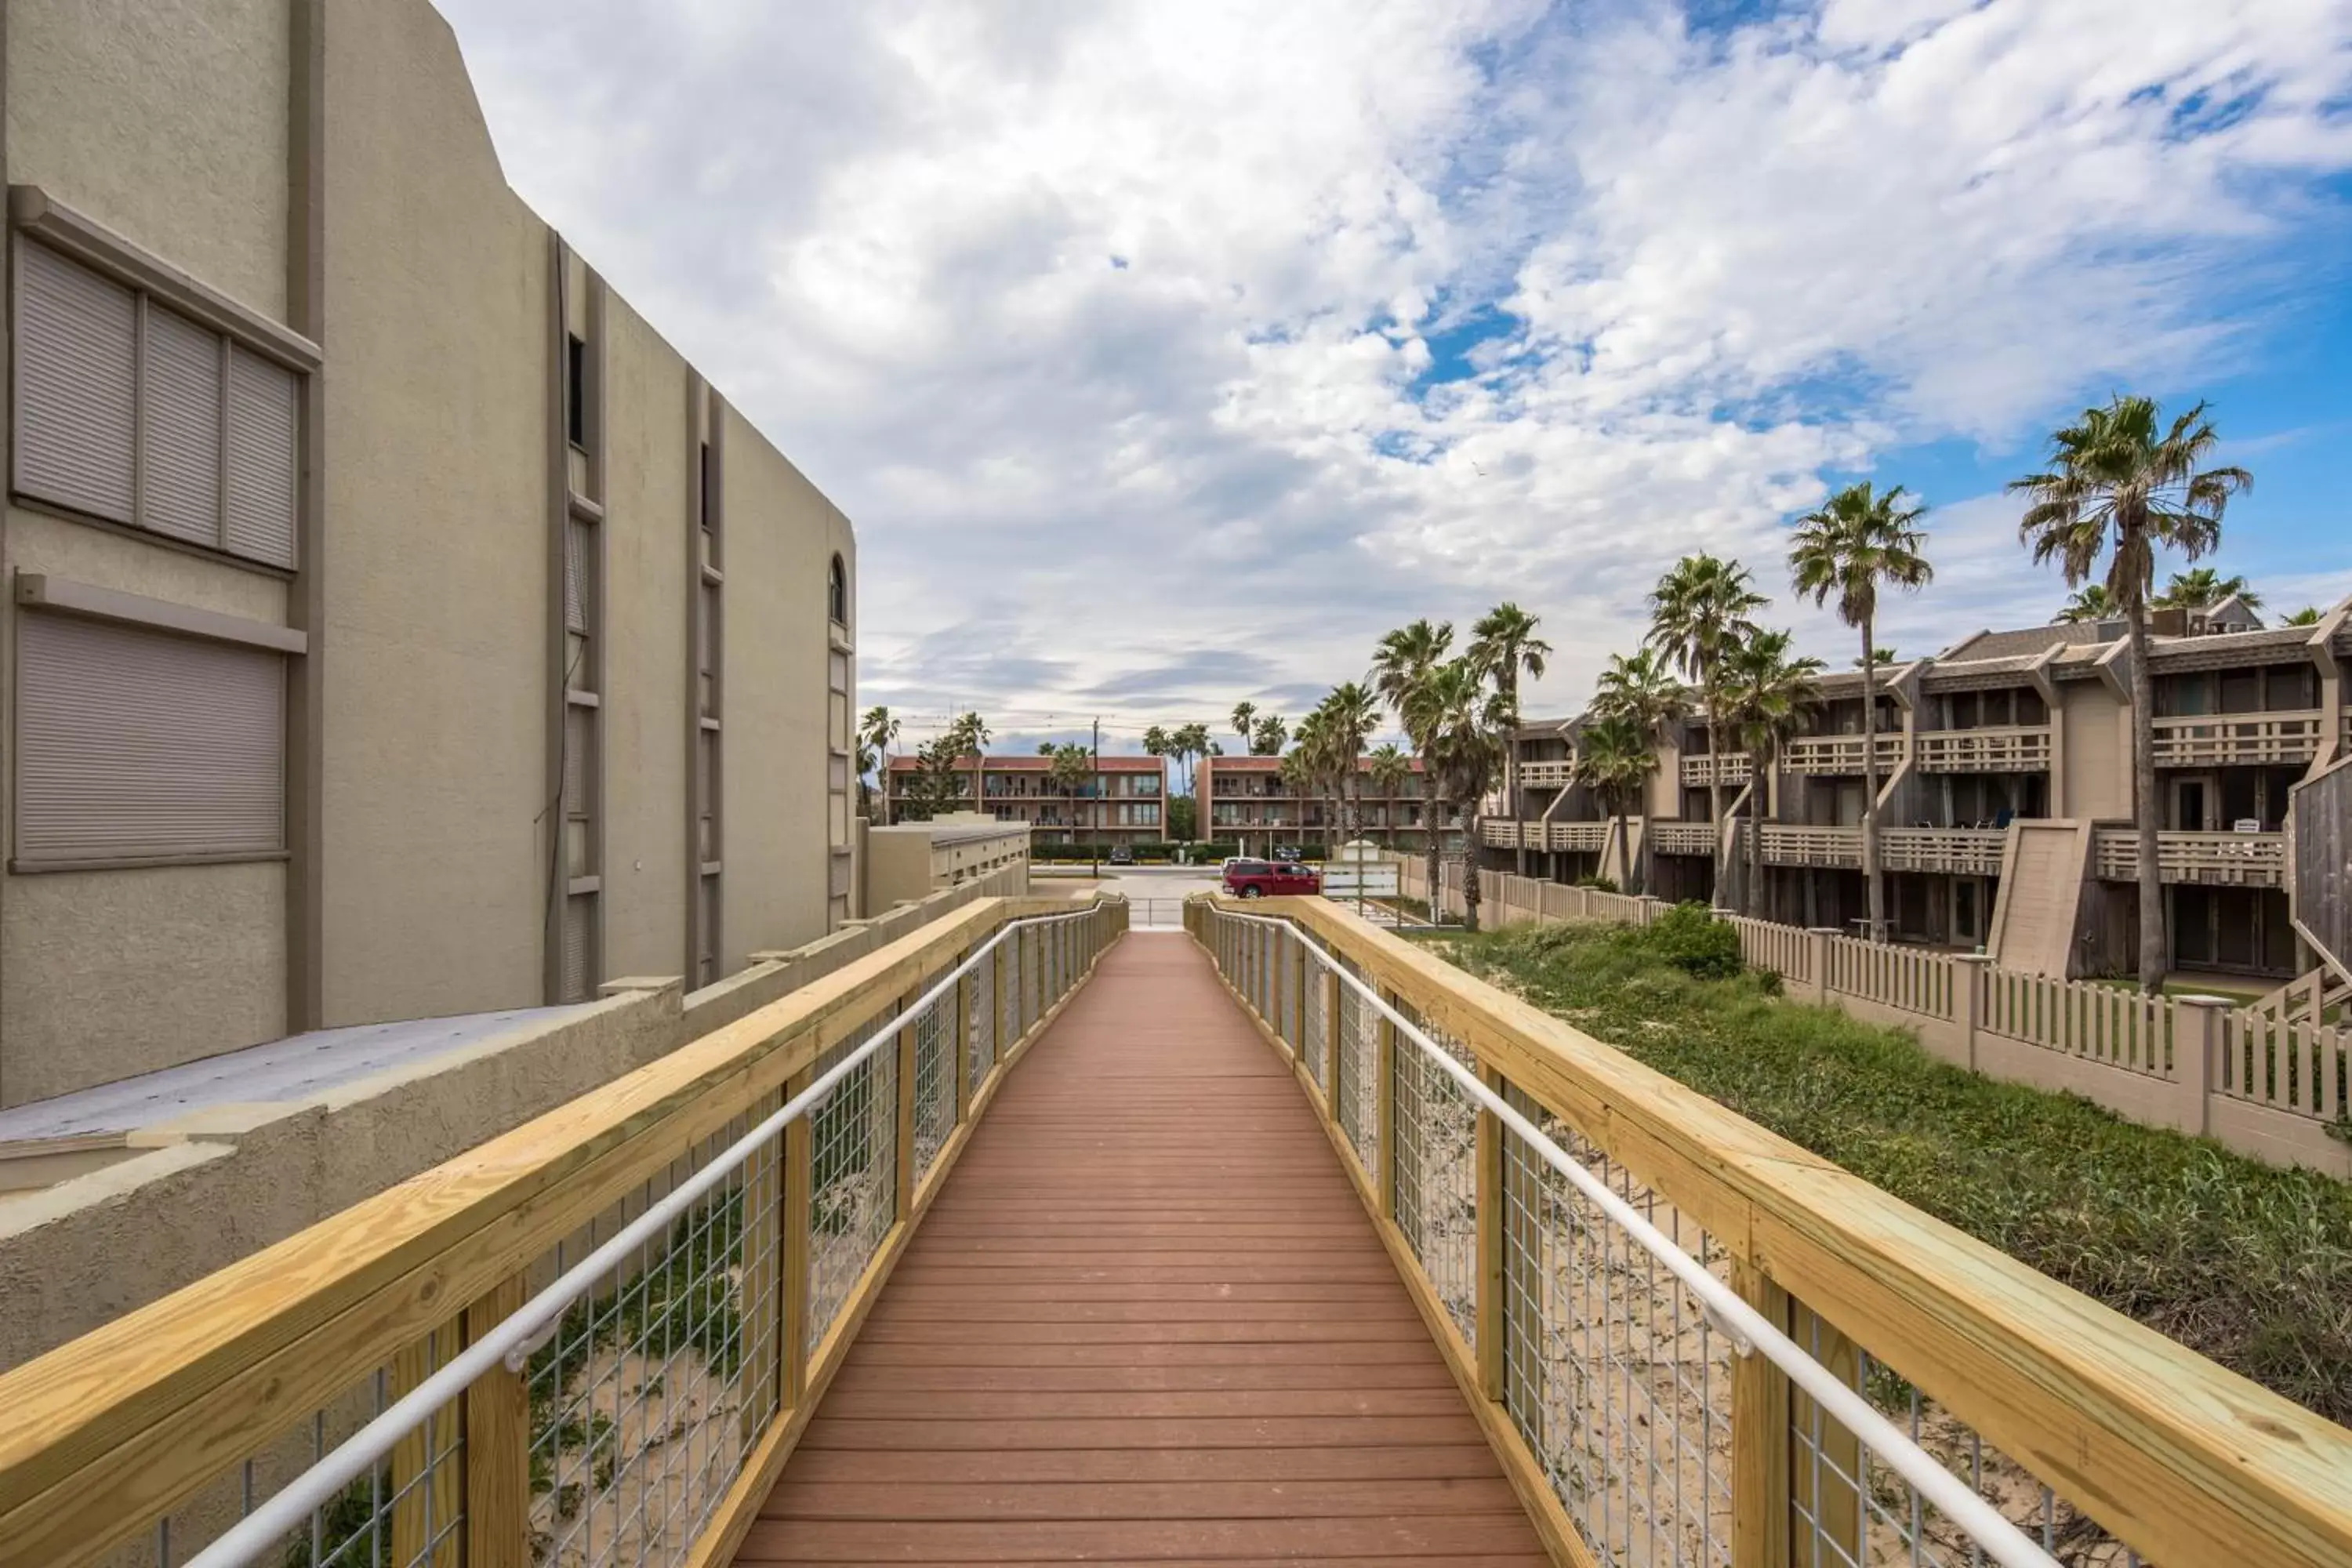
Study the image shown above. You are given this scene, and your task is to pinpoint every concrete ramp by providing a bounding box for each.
[1987,820,2092,978]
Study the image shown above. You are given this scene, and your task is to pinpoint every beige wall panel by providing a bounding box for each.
[315,0,548,1025]
[1,864,283,1107]
[7,0,290,318]
[597,300,691,978]
[717,411,840,971]
[2060,684,2130,820]
[2,508,289,625]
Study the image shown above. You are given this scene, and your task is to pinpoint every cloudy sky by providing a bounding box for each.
[434,0,2352,753]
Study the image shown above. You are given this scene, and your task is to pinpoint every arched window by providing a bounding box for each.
[828,554,848,626]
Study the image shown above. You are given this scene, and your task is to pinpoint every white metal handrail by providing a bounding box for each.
[1207,904,2062,1568]
[183,902,1108,1568]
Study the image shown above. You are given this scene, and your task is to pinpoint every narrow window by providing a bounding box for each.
[566,333,587,448]
[828,554,848,626]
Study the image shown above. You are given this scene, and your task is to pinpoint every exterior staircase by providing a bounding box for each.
[1985,818,2096,978]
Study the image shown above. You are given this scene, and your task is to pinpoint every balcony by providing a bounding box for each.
[2151,711,2327,768]
[1781,732,1905,776]
[1680,752,1752,787]
[1518,758,1573,788]
[1651,820,1719,857]
[2094,828,2287,887]
[1481,819,1607,852]
[1914,726,2052,774]
[1751,824,2007,877]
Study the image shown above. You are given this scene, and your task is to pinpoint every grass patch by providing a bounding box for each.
[1437,913,2352,1426]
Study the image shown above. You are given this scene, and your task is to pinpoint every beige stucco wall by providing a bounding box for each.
[2058,683,2132,820]
[597,299,693,980]
[719,411,850,970]
[6,0,290,318]
[315,0,549,1025]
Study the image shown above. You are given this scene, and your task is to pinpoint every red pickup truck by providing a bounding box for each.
[1222,858,1320,898]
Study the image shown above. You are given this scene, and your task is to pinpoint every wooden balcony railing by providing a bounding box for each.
[1679,751,1752,786]
[1650,819,1719,857]
[1781,731,1906,775]
[1749,824,2008,876]
[1192,895,2352,1568]
[1516,758,1574,788]
[1913,725,2052,774]
[2095,828,2288,887]
[1757,822,1864,868]
[1481,819,1606,853]
[2152,712,2327,768]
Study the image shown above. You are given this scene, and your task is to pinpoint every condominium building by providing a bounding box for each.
[1196,753,1459,858]
[1491,597,2352,985]
[884,754,1168,844]
[0,0,858,1107]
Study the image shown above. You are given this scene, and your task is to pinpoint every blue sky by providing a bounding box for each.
[436,0,2352,752]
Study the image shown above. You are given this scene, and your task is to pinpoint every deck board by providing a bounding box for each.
[735,932,1546,1564]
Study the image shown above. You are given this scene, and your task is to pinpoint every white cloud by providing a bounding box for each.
[433,0,2352,738]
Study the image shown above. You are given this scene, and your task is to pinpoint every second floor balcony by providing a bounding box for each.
[1680,751,1752,787]
[1751,823,2009,877]
[2151,711,2331,769]
[1914,726,2052,774]
[2094,827,2287,887]
[1650,820,1719,857]
[1781,731,1906,776]
[1482,818,1606,852]
[1518,758,1574,788]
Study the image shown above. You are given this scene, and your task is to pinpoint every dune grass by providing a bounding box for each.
[1436,915,2352,1427]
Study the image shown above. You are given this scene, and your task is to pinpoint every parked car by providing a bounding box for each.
[1271,844,1301,861]
[1222,859,1321,898]
[1109,844,1134,865]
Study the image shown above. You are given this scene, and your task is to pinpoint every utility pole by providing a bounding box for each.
[1091,717,1102,880]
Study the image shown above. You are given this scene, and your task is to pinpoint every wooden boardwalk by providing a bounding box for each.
[735,931,1548,1564]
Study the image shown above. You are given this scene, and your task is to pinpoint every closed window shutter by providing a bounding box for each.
[140,304,225,546]
[561,894,591,1000]
[564,517,590,636]
[224,343,298,568]
[16,614,284,863]
[16,241,137,524]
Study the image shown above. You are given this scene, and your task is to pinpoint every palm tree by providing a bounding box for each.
[1725,630,1826,917]
[1171,721,1211,800]
[2282,606,2322,626]
[2154,566,2261,612]
[1287,707,1332,851]
[1321,682,1381,844]
[1250,713,1290,756]
[1414,659,1502,930]
[1468,603,1552,872]
[859,706,902,823]
[1571,713,1653,897]
[1231,702,1258,751]
[1788,483,1933,942]
[2009,394,2252,993]
[1366,741,1412,815]
[1646,555,1766,904]
[1036,740,1057,757]
[1587,649,1689,891]
[1047,742,1091,845]
[2055,584,2118,623]
[1374,619,1457,890]
[946,712,993,811]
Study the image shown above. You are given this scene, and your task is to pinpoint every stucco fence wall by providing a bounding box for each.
[1392,859,2347,1179]
[0,869,1028,1370]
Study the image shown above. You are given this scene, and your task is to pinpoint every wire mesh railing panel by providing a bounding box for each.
[522,1111,778,1568]
[1335,957,1379,1177]
[913,985,953,1182]
[1390,996,1479,1349]
[1786,1308,2143,1568]
[1500,1083,1733,1568]
[808,1033,898,1354]
[968,956,997,1090]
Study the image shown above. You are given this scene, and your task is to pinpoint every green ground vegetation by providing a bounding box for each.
[1435,908,2352,1425]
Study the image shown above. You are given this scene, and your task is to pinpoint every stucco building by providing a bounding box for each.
[0,0,858,1107]
[883,754,1167,847]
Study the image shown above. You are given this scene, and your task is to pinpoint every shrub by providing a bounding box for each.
[1575,874,1621,892]
[1639,901,1744,979]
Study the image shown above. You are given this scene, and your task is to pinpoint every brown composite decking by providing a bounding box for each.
[734,931,1549,1565]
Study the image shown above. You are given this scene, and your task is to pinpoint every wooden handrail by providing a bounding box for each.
[1250,895,2352,1568]
[0,895,1109,1568]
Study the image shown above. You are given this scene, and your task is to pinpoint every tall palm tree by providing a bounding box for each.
[1047,743,1091,844]
[1321,682,1381,844]
[1231,702,1258,752]
[1371,619,1454,716]
[1172,721,1211,800]
[1587,649,1689,891]
[2054,583,2118,623]
[859,706,901,824]
[1788,483,1933,942]
[1571,713,1653,896]
[1414,659,1502,930]
[1288,706,1333,851]
[1250,713,1290,756]
[1366,742,1412,839]
[1646,555,1766,904]
[946,712,993,811]
[1468,604,1552,873]
[2010,394,2251,993]
[1725,630,1826,917]
[2281,606,2322,626]
[2154,566,2261,612]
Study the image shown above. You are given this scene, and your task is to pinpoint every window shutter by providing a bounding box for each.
[561,894,592,1000]
[224,343,298,567]
[564,517,590,636]
[140,304,225,547]
[16,613,285,863]
[16,240,137,524]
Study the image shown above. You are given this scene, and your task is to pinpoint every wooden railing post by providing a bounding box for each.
[1731,1260,1791,1568]
[461,1276,529,1568]
[391,1319,463,1568]
[780,1066,813,1408]
[1785,1298,1861,1568]
[1474,1065,1505,1402]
